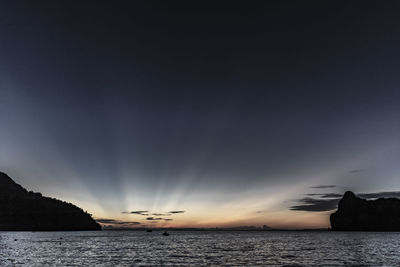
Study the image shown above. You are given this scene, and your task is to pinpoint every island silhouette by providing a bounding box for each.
[331,191,400,231]
[3,170,400,232]
[0,171,100,231]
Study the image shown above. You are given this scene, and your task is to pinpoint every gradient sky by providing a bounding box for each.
[1,1,400,229]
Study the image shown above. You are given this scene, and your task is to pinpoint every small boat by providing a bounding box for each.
[162,231,170,236]
[146,229,152,232]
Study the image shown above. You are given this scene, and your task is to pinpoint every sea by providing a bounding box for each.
[1,230,399,266]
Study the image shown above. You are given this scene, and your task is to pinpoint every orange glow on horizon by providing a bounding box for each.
[93,209,333,230]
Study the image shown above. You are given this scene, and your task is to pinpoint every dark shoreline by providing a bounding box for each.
[4,229,400,233]
[102,228,331,232]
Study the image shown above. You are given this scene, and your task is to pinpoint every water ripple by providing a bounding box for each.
[1,231,399,266]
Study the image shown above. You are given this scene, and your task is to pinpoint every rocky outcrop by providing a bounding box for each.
[0,171,101,231]
[330,191,400,231]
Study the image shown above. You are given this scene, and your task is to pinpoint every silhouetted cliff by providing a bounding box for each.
[0,172,101,231]
[330,191,400,231]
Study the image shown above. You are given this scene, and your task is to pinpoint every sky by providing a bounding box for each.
[1,1,400,229]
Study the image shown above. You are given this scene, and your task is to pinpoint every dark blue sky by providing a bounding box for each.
[1,1,400,228]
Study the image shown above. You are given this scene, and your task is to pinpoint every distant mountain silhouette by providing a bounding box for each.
[330,191,400,231]
[0,171,101,231]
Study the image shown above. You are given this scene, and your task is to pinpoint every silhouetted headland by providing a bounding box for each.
[330,191,400,231]
[0,171,101,231]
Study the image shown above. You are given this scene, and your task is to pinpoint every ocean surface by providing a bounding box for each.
[1,230,400,266]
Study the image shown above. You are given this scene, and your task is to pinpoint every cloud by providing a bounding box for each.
[130,210,149,215]
[169,210,185,214]
[310,191,400,200]
[310,185,336,189]
[306,193,343,198]
[146,217,163,221]
[122,210,149,215]
[359,191,400,199]
[96,219,118,224]
[121,210,185,216]
[96,218,141,225]
[289,198,339,212]
[163,218,173,221]
[290,191,400,212]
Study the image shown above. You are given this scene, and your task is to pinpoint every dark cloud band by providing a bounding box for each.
[169,210,185,214]
[290,191,400,212]
[96,218,141,225]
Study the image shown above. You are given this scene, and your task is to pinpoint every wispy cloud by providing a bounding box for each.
[289,198,339,212]
[122,210,149,215]
[121,210,185,216]
[146,217,163,221]
[310,185,336,189]
[169,210,185,214]
[306,193,342,198]
[96,218,141,225]
[359,191,400,199]
[96,219,118,224]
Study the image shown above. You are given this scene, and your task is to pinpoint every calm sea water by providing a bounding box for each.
[1,230,400,266]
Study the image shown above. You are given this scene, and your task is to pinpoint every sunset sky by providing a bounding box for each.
[1,1,400,229]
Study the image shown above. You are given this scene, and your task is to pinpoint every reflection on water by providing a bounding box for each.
[1,231,400,266]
